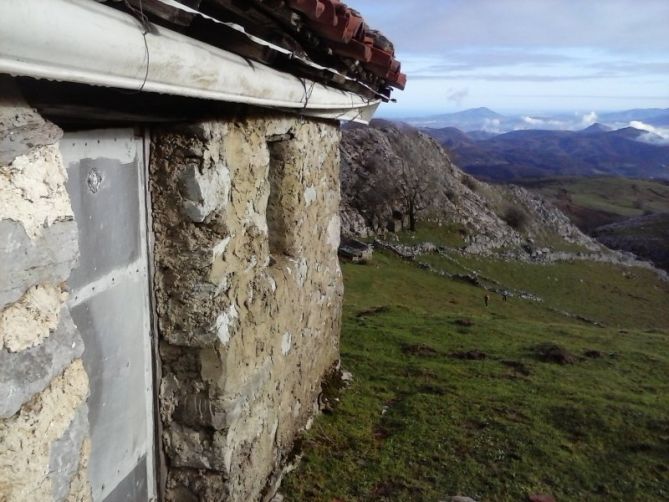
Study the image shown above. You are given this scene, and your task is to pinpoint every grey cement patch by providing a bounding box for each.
[62,129,155,501]
[65,157,141,288]
[103,455,148,502]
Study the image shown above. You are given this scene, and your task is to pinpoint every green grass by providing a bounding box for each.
[282,252,669,501]
[396,222,467,248]
[519,177,669,231]
[523,177,669,218]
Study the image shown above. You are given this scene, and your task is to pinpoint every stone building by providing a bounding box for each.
[0,1,403,501]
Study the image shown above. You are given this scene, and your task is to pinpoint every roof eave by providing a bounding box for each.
[0,0,380,124]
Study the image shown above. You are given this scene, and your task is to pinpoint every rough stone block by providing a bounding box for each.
[0,219,78,310]
[0,283,65,352]
[0,359,89,501]
[0,306,84,418]
[0,76,63,165]
[49,403,89,502]
[152,117,343,501]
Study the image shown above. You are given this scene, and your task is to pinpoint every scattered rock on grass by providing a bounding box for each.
[534,343,576,365]
[356,305,390,317]
[584,349,603,359]
[402,343,439,357]
[502,360,531,376]
[452,350,486,360]
[528,495,556,502]
[448,497,479,502]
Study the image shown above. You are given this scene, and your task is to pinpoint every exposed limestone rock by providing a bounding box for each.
[0,218,79,310]
[0,305,84,418]
[340,120,601,255]
[0,76,62,166]
[65,437,92,502]
[151,117,343,501]
[0,284,65,352]
[0,360,89,502]
[0,144,74,240]
[49,404,89,502]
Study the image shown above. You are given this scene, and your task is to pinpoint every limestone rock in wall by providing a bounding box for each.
[0,218,79,310]
[0,76,62,166]
[0,140,84,418]
[49,403,89,502]
[0,305,84,418]
[0,360,89,502]
[0,284,66,352]
[0,87,90,502]
[0,144,74,240]
[151,117,343,501]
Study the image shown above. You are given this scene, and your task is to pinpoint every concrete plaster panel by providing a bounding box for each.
[103,456,149,502]
[64,156,141,288]
[62,130,155,501]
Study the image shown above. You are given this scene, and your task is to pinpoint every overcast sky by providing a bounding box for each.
[353,0,669,117]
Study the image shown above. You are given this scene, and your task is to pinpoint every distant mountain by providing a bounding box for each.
[465,130,499,141]
[422,126,669,181]
[580,123,612,134]
[442,107,504,120]
[408,107,506,130]
[599,108,669,123]
[419,127,474,149]
[404,107,669,134]
[647,114,669,127]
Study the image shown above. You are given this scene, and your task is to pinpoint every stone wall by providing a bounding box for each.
[150,117,343,501]
[0,80,91,501]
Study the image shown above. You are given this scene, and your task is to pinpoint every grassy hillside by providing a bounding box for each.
[282,251,669,501]
[519,177,669,231]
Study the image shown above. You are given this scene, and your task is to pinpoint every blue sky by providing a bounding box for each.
[353,0,669,117]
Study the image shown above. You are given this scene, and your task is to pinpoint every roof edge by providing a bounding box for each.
[0,0,380,124]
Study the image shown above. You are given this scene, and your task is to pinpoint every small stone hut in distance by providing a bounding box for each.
[0,1,404,500]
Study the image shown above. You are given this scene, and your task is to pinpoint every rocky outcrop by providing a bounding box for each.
[592,213,669,271]
[150,117,343,501]
[340,120,601,255]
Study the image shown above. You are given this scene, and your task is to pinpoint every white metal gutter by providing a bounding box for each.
[0,0,380,123]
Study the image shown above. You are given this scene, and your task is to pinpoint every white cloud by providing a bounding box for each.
[482,118,502,133]
[629,120,669,145]
[581,111,598,125]
[446,87,469,106]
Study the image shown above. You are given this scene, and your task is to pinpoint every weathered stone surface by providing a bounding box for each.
[0,360,89,502]
[0,305,84,418]
[65,437,92,502]
[0,144,74,239]
[0,284,65,352]
[0,218,79,309]
[0,97,89,502]
[66,436,92,502]
[0,77,63,165]
[49,403,89,502]
[340,121,601,255]
[151,117,343,501]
